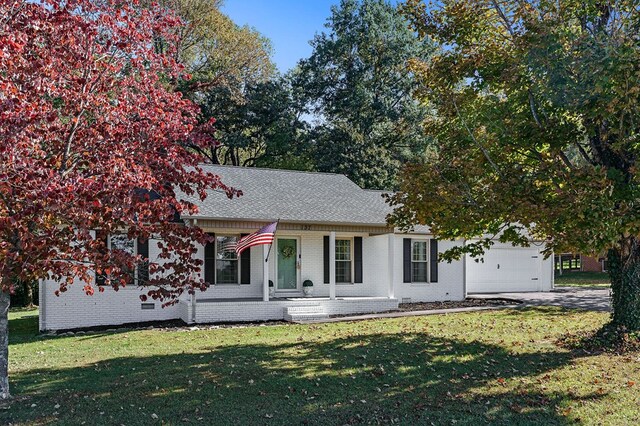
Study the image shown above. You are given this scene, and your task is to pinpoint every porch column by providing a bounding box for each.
[388,233,395,299]
[263,244,270,301]
[329,231,336,300]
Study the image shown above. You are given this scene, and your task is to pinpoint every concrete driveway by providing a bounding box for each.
[471,286,611,312]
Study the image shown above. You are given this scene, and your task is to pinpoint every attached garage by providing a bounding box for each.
[466,243,554,293]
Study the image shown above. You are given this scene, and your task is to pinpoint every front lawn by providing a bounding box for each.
[555,271,611,288]
[2,308,639,425]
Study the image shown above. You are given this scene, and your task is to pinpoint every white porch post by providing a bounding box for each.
[263,244,270,301]
[388,233,395,299]
[329,231,336,300]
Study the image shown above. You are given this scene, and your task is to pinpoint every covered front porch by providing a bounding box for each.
[180,296,399,323]
[182,219,400,323]
[190,219,397,299]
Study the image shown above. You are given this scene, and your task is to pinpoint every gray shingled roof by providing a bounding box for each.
[179,165,393,226]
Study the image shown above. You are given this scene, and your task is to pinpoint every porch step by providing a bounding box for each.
[285,305,325,314]
[283,305,329,322]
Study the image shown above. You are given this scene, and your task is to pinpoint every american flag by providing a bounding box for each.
[218,238,238,253]
[235,221,278,255]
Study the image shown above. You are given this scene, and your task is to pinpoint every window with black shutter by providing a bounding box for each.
[353,237,363,283]
[204,233,216,285]
[323,236,330,283]
[403,238,439,283]
[216,235,240,284]
[411,240,428,283]
[95,231,109,286]
[137,237,150,285]
[240,233,251,285]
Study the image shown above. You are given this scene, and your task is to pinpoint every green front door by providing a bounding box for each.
[277,238,298,291]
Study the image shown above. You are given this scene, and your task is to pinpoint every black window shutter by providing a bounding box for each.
[240,233,251,284]
[96,233,109,286]
[430,239,439,283]
[354,237,363,283]
[323,235,330,284]
[403,238,412,283]
[137,237,150,284]
[204,233,216,285]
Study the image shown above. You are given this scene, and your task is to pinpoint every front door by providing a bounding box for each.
[276,238,299,292]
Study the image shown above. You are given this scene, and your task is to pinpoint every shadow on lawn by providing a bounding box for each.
[7,314,39,343]
[3,327,598,425]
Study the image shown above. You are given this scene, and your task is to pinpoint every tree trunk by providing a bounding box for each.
[608,241,640,330]
[25,281,33,308]
[0,290,9,399]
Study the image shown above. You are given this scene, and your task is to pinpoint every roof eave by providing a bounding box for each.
[180,215,391,229]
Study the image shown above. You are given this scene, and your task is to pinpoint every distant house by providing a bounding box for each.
[555,253,607,273]
[39,165,554,331]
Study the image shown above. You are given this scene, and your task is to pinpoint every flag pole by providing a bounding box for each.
[265,219,280,263]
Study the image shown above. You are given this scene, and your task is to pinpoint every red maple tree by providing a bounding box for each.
[0,0,236,399]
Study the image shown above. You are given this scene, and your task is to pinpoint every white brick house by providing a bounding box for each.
[39,165,552,331]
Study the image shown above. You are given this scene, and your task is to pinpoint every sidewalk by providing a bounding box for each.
[298,286,612,324]
[298,303,521,324]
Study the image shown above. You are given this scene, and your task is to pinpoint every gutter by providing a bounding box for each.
[39,279,45,332]
[180,216,392,229]
[463,239,467,299]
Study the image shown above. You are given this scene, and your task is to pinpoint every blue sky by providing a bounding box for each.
[221,0,340,73]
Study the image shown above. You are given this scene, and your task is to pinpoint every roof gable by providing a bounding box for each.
[180,165,392,226]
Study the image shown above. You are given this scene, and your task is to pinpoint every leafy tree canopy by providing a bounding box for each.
[295,0,434,189]
[393,0,640,329]
[197,76,313,169]
[0,0,234,397]
[160,0,311,169]
[163,0,276,100]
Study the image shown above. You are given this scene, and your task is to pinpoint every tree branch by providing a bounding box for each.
[452,97,502,176]
[491,0,515,37]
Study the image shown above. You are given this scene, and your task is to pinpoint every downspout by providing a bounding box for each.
[551,250,555,290]
[190,292,196,324]
[38,279,45,332]
[462,239,467,299]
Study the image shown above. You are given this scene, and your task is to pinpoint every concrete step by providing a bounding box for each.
[284,305,325,314]
[283,305,328,322]
[284,312,330,322]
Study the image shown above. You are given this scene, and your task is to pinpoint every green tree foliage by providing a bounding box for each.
[295,0,434,189]
[164,0,275,99]
[164,1,311,169]
[393,0,640,329]
[197,76,313,169]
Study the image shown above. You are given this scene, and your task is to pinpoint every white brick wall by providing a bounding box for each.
[392,237,466,303]
[194,240,265,300]
[297,234,325,295]
[39,237,185,331]
[40,230,469,331]
[39,281,184,331]
[194,297,399,323]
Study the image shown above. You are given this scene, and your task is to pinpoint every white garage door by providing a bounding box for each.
[467,247,542,293]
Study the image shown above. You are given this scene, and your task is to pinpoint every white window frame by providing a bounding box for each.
[335,237,354,284]
[411,239,430,284]
[100,233,144,285]
[214,234,241,285]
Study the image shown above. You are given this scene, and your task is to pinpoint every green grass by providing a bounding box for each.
[2,308,639,425]
[555,271,611,287]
